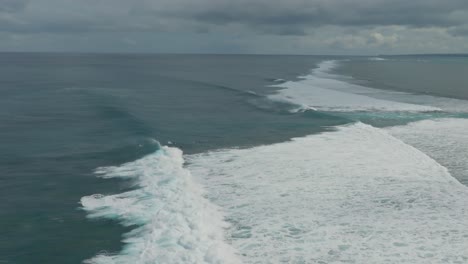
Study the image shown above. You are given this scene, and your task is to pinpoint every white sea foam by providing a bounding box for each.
[80,146,241,264]
[273,78,286,82]
[269,60,442,112]
[187,123,468,263]
[379,93,468,113]
[388,118,468,185]
[311,60,339,77]
[369,57,388,61]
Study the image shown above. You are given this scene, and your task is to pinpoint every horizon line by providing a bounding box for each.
[0,51,467,57]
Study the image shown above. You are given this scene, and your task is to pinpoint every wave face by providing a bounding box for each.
[80,146,240,264]
[187,123,468,263]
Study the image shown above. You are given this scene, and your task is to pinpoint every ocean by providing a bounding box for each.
[1,53,468,263]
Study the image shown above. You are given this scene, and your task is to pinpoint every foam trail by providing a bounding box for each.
[187,123,468,263]
[387,118,468,185]
[80,146,241,264]
[269,60,441,112]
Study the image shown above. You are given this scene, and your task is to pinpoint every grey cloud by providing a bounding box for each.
[196,1,464,26]
[1,0,468,35]
[0,0,28,13]
[144,0,468,32]
[1,0,468,54]
[448,25,468,36]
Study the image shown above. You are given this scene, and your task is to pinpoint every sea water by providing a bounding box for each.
[2,53,468,263]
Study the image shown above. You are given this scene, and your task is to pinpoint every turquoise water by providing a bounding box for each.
[2,53,468,263]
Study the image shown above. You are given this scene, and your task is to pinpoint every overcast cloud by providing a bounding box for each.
[1,0,468,54]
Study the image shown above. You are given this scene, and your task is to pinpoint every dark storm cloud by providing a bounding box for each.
[1,0,468,54]
[1,0,468,35]
[173,0,467,27]
[141,0,468,34]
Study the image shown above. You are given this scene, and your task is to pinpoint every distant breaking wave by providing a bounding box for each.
[268,60,441,112]
[368,57,388,61]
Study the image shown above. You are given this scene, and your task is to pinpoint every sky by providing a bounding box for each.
[1,0,468,55]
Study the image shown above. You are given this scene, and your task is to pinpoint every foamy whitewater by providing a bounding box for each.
[268,60,468,113]
[387,118,468,185]
[187,123,468,263]
[81,59,468,263]
[80,147,240,264]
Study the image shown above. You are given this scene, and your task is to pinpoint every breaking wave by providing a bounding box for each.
[267,60,468,113]
[80,59,468,264]
[187,122,468,263]
[80,146,240,264]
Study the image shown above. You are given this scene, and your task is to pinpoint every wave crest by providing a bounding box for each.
[80,146,240,264]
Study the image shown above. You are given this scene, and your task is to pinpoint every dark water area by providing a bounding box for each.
[0,53,348,263]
